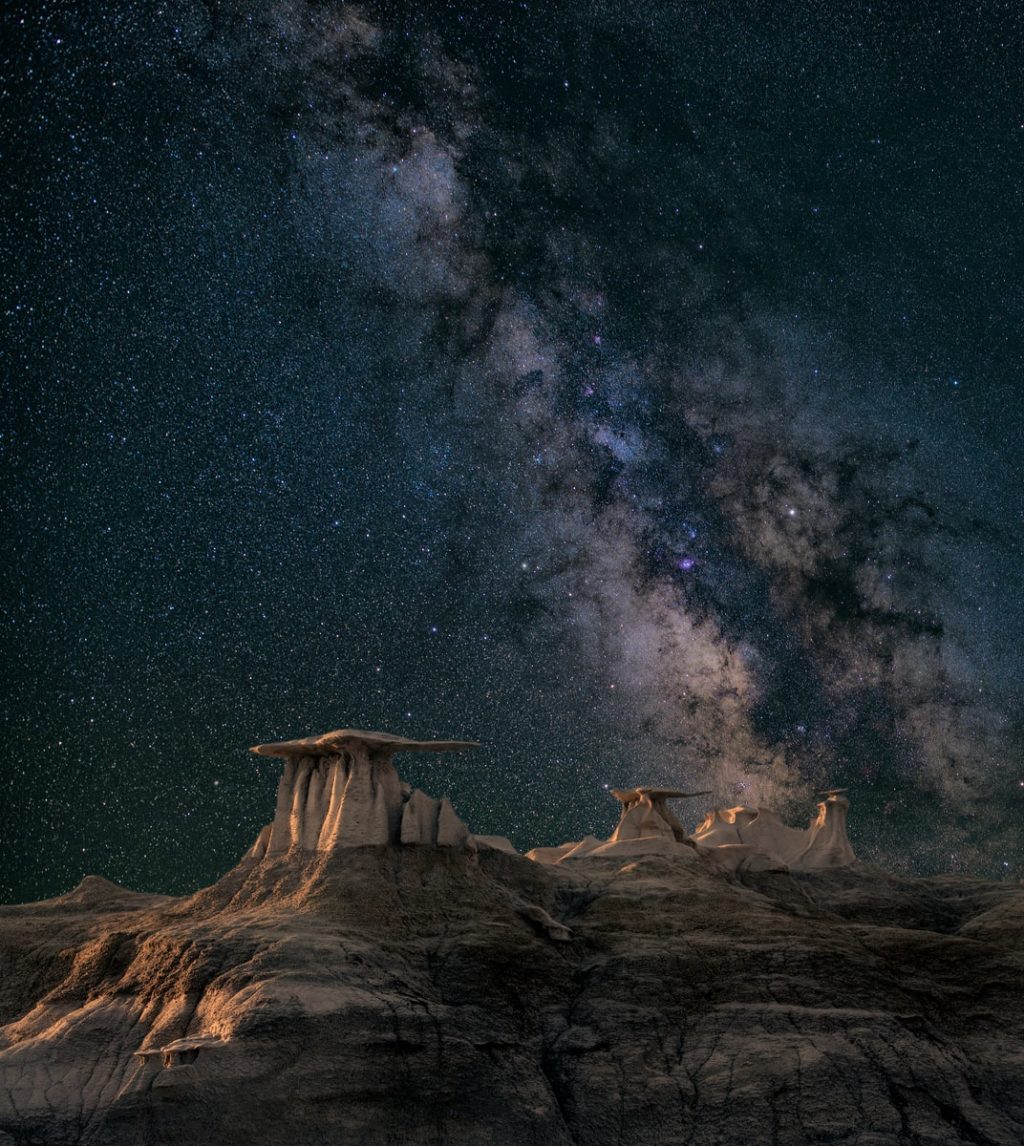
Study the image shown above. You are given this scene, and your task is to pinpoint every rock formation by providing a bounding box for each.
[527,786,716,865]
[526,783,858,873]
[247,728,478,855]
[2,735,1022,1146]
[608,786,712,844]
[692,788,858,872]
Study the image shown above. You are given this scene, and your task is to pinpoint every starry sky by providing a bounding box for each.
[3,1,1023,902]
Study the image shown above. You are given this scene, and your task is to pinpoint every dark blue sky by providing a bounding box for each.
[2,0,1022,900]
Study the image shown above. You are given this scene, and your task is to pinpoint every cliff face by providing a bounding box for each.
[1,846,1023,1146]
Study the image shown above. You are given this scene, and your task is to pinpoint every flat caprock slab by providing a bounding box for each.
[611,786,712,802]
[250,728,480,759]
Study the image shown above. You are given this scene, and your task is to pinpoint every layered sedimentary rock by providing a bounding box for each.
[247,728,477,856]
[2,846,1023,1145]
[3,735,1020,1145]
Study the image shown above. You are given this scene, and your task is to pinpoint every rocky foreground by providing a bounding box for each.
[2,730,1022,1145]
[1,845,1022,1145]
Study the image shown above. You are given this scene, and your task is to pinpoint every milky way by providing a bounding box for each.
[3,1,1023,900]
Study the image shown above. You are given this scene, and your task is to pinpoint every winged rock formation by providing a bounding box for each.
[609,786,711,844]
[526,785,855,873]
[2,730,1023,1146]
[247,728,478,855]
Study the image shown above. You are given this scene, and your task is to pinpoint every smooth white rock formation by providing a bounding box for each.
[134,1036,228,1069]
[400,790,472,847]
[248,729,478,854]
[244,824,272,861]
[796,790,858,869]
[556,835,604,861]
[524,842,579,865]
[586,836,701,861]
[526,786,858,873]
[527,788,710,865]
[524,836,605,865]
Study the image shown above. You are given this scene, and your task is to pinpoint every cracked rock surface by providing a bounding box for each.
[1,851,1022,1145]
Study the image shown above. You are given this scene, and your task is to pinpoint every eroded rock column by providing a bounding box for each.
[248,729,478,856]
[796,790,857,870]
[610,786,711,843]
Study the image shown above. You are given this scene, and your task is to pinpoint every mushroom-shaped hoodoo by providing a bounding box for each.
[610,786,712,844]
[247,728,478,855]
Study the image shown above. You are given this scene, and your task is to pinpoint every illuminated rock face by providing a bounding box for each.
[691,792,857,872]
[527,788,857,874]
[798,792,858,869]
[527,786,710,865]
[247,729,477,855]
[2,760,1022,1145]
[609,787,703,844]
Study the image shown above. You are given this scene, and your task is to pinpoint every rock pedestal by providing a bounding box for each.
[527,787,711,865]
[247,729,477,856]
[609,787,710,844]
[527,785,858,874]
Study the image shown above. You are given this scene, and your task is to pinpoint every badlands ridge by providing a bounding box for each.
[1,728,1022,1145]
[243,728,856,874]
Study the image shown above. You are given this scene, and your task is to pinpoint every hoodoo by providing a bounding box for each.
[527,785,714,865]
[609,786,713,844]
[247,728,478,856]
[527,785,858,872]
[4,741,1020,1146]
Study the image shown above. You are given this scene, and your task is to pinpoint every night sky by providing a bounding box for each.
[3,1,1023,902]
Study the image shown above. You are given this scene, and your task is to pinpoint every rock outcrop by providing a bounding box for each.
[2,739,1021,1146]
[609,786,711,844]
[247,728,477,855]
[3,849,1023,1145]
[527,783,858,874]
[692,789,858,872]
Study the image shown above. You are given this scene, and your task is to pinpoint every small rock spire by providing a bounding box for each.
[796,789,857,869]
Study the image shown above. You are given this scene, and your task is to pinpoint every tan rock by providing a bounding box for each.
[1,809,1021,1145]
[399,790,471,847]
[609,786,711,844]
[248,728,477,854]
[796,790,857,869]
[690,789,858,872]
[528,788,711,866]
[524,842,579,865]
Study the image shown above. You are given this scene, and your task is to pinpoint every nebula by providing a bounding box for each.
[3,0,1021,899]
[202,0,1023,872]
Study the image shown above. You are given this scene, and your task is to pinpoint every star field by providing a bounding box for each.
[2,1,1023,901]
